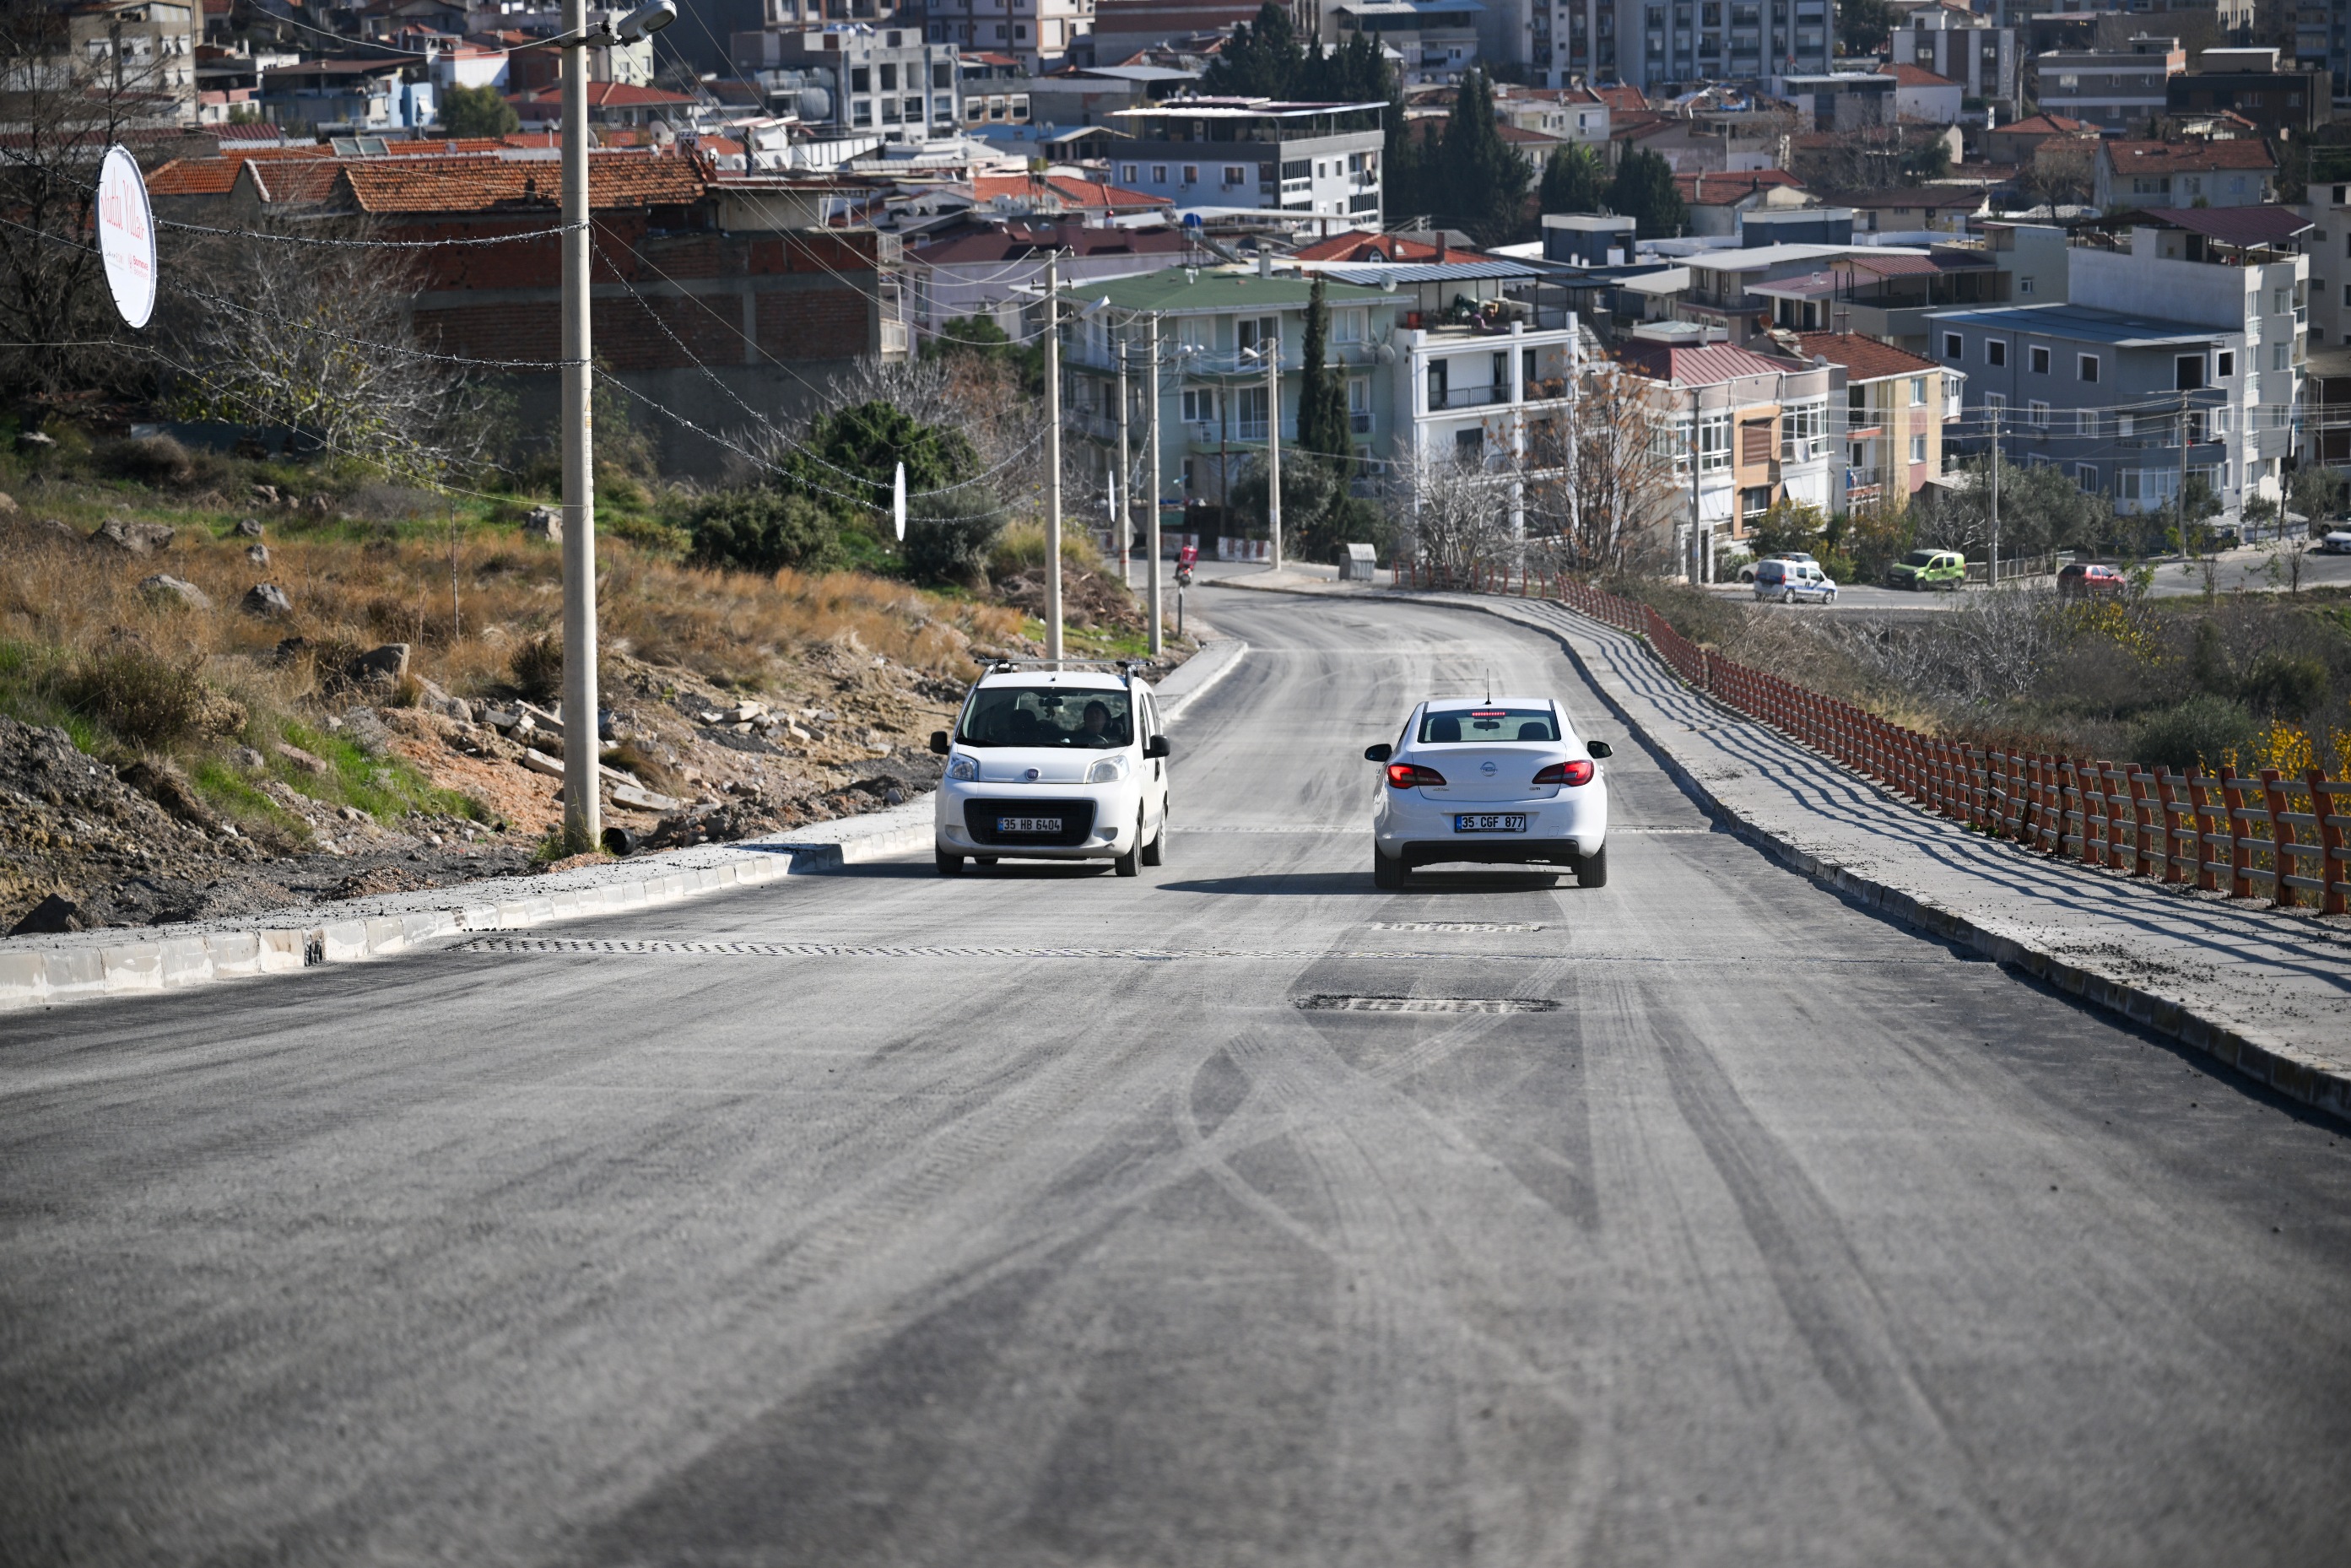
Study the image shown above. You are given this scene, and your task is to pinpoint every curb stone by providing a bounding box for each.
[0,635,1249,1016]
[1217,575,2351,1123]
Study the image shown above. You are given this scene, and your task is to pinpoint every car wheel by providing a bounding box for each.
[1114,817,1142,878]
[936,851,964,876]
[1140,821,1165,866]
[1575,844,1608,888]
[1782,587,1797,604]
[1373,848,1404,889]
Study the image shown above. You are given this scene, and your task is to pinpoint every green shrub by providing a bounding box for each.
[901,486,1006,586]
[511,631,564,703]
[687,489,843,573]
[2129,693,2258,773]
[60,645,245,749]
[94,434,194,487]
[2239,651,2329,717]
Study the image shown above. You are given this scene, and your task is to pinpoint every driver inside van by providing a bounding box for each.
[1073,700,1121,746]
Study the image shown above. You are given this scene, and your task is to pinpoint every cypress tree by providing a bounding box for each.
[1538,142,1604,214]
[1435,71,1533,248]
[1296,275,1353,466]
[1608,147,1687,239]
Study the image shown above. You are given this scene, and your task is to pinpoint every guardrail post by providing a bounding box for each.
[2127,767,2155,879]
[2080,761,2107,868]
[2222,772,2255,899]
[2039,755,2062,854]
[2261,768,2294,908]
[2310,769,2348,916]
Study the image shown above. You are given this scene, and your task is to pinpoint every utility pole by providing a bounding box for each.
[559,0,599,855]
[1987,402,1999,588]
[1116,335,1131,589]
[2178,387,2192,543]
[1044,248,1062,663]
[1688,395,1703,584]
[1266,330,1283,570]
[1146,311,1164,656]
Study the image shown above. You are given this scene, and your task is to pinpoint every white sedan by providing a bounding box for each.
[1365,696,1612,889]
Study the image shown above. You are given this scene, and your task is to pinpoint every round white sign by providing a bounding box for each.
[97,145,157,330]
[893,460,907,541]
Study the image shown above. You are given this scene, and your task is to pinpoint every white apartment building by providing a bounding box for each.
[2030,34,2183,132]
[918,0,1094,70]
[1106,100,1386,222]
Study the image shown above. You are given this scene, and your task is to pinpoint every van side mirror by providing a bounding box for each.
[1587,740,1613,759]
[1364,743,1393,762]
[929,730,951,755]
[1144,735,1171,760]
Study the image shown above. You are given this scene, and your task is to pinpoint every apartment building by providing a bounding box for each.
[2293,182,2351,346]
[1105,99,1386,221]
[2165,46,2331,141]
[2031,34,2183,132]
[918,0,1094,69]
[1329,0,1486,86]
[1927,208,2309,520]
[1058,268,1406,519]
[2092,136,2278,210]
[1615,321,1840,576]
[733,25,960,140]
[1888,4,2019,115]
[1796,333,1965,510]
[30,0,202,122]
[1545,0,1829,96]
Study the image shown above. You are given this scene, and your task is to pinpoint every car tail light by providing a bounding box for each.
[1386,762,1446,789]
[1533,760,1596,787]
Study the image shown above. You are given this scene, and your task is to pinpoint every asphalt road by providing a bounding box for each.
[6,592,2351,1568]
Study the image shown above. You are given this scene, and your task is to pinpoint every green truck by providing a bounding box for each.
[1887,549,1968,591]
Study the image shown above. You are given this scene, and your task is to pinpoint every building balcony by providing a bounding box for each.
[1427,384,1508,411]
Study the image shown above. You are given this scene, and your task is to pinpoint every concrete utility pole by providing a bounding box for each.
[1688,397,1703,584]
[1044,249,1063,663]
[559,0,599,855]
[1265,331,1284,570]
[2178,387,2192,539]
[1146,311,1164,656]
[1987,402,2000,588]
[1116,336,1131,589]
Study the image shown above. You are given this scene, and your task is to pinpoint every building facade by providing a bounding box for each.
[1105,99,1386,221]
[2030,35,2183,132]
[1545,0,1830,95]
[1796,332,1965,510]
[733,25,961,139]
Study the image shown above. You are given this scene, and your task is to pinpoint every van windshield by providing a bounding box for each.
[958,685,1132,749]
[1902,549,1940,567]
[1419,706,1559,743]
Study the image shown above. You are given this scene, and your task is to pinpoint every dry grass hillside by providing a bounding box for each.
[0,430,1178,934]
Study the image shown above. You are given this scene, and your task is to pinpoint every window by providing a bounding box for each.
[1986,338,2007,367]
[1121,163,1138,182]
[1781,397,1824,460]
[2019,275,2035,296]
[2273,342,2290,370]
[1347,376,1371,434]
[1944,373,1963,418]
[851,65,871,91]
[1223,165,1248,186]
[1985,392,2006,418]
[2078,354,2100,383]
[2029,345,2049,375]
[2076,409,2098,437]
[956,686,1132,749]
[1417,706,1558,744]
[1152,164,1167,183]
[1700,411,1731,472]
[1236,316,1276,355]
[933,61,952,88]
[2118,414,2134,438]
[2275,288,2289,315]
[2029,400,2049,428]
[1943,331,1963,360]
[2077,463,2099,489]
[1910,434,1927,464]
[1181,164,1197,185]
[878,62,897,89]
[1181,387,1217,424]
[1456,427,1486,459]
[1909,376,1927,406]
[1332,308,1365,343]
[1235,385,1269,439]
[2175,354,2204,391]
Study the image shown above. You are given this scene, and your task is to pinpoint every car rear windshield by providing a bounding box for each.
[958,685,1132,749]
[1901,549,1940,567]
[1419,706,1559,743]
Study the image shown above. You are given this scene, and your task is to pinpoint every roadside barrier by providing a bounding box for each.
[1396,557,2351,915]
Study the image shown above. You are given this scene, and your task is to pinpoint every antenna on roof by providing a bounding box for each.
[1485,668,1493,702]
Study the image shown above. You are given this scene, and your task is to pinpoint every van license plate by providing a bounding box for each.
[1453,814,1527,833]
[998,817,1062,835]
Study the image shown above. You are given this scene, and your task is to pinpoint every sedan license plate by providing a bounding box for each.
[998,816,1062,835]
[1453,814,1527,834]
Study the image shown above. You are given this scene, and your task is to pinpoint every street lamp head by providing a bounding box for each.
[613,0,677,41]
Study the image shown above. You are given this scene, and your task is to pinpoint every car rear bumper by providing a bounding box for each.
[1386,836,1589,869]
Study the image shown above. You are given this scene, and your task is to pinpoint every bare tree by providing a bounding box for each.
[0,6,186,409]
[1390,447,1515,583]
[167,224,484,484]
[1522,360,1679,575]
[1827,587,2066,706]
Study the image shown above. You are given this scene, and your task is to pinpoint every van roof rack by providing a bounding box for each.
[982,657,1149,680]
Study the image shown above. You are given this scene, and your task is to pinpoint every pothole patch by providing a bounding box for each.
[1295,994,1560,1014]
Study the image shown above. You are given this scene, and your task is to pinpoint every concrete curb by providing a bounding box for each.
[1154,628,1245,722]
[1219,577,2351,1122]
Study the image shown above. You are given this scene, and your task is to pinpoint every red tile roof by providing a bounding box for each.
[1674,169,1807,204]
[1997,112,2094,136]
[1591,83,1647,112]
[2100,138,2278,174]
[1795,331,1943,381]
[970,174,1172,209]
[337,152,707,213]
[510,81,699,108]
[1289,230,1479,262]
[242,159,348,206]
[1885,62,1958,87]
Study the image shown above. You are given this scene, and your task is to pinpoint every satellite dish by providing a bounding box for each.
[96,146,156,329]
[892,461,907,541]
[1375,341,1396,364]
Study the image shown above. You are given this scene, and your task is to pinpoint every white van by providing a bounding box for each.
[1752,558,1839,604]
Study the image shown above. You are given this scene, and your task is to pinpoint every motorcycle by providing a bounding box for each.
[1176,544,1197,588]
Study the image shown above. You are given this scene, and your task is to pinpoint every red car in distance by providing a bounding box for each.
[2056,560,2127,599]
